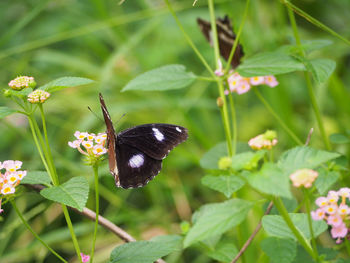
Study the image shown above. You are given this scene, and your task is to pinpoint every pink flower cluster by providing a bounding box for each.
[290,168,318,188]
[311,188,350,243]
[225,72,278,95]
[0,160,27,214]
[27,90,51,104]
[248,130,278,150]
[81,253,90,263]
[68,131,107,158]
[8,76,36,91]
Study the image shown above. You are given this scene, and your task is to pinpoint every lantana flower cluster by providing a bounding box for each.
[8,76,36,91]
[0,160,27,214]
[248,130,278,150]
[27,90,50,104]
[289,168,318,188]
[224,71,278,95]
[68,131,107,165]
[311,188,350,244]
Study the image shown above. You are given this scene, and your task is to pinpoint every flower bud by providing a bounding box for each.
[217,97,224,108]
[27,90,50,104]
[8,76,36,91]
[218,156,232,170]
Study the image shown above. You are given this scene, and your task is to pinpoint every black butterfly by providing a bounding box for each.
[197,15,244,68]
[99,94,188,189]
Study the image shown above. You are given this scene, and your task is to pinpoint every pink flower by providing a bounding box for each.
[338,204,350,216]
[248,130,277,150]
[68,140,82,149]
[81,253,90,263]
[315,197,328,207]
[325,204,338,215]
[289,168,318,188]
[214,59,224,76]
[74,131,88,140]
[227,72,242,92]
[264,76,279,87]
[92,145,107,156]
[338,187,350,198]
[327,214,343,227]
[331,223,348,243]
[236,80,251,95]
[250,76,265,86]
[327,191,339,204]
[1,184,15,195]
[311,208,325,220]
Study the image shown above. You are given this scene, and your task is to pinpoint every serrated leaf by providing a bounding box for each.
[315,169,340,195]
[21,171,52,186]
[122,64,196,92]
[278,146,340,176]
[261,237,297,263]
[231,150,266,171]
[0,107,17,118]
[201,174,245,198]
[39,77,94,93]
[40,177,89,211]
[308,59,336,83]
[330,133,350,144]
[262,213,327,240]
[206,242,238,263]
[109,235,182,263]
[184,199,252,247]
[247,163,292,198]
[237,52,305,77]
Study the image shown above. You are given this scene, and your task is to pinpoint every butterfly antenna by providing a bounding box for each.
[88,106,104,123]
[114,113,127,127]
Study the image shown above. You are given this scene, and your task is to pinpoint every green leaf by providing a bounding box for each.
[0,106,17,118]
[330,133,350,144]
[200,142,228,169]
[40,177,89,211]
[262,213,328,240]
[237,52,305,77]
[278,146,340,176]
[308,59,336,83]
[4,88,33,99]
[231,151,266,171]
[109,235,182,263]
[122,64,196,92]
[206,242,238,263]
[201,174,245,198]
[184,199,252,247]
[39,77,94,93]
[21,171,52,186]
[247,163,292,198]
[279,40,333,54]
[261,237,297,263]
[292,245,338,263]
[315,169,340,195]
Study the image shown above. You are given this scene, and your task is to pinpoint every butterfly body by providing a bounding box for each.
[197,15,244,68]
[99,94,188,189]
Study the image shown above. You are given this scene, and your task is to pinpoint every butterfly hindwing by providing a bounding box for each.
[115,142,162,189]
[117,124,188,160]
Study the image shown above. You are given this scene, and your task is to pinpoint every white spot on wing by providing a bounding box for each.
[128,154,144,168]
[152,128,164,141]
[176,127,182,132]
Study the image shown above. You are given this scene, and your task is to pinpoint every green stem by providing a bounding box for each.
[90,165,100,263]
[287,8,331,150]
[208,0,233,156]
[228,93,237,155]
[61,205,82,262]
[197,76,217,82]
[280,0,350,46]
[273,197,317,260]
[253,88,303,145]
[224,0,251,74]
[344,238,350,256]
[163,0,216,78]
[304,188,320,262]
[10,200,67,263]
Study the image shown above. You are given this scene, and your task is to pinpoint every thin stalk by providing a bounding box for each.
[163,0,216,78]
[304,188,320,262]
[90,165,100,263]
[61,205,82,262]
[280,0,350,46]
[253,88,303,145]
[197,76,217,82]
[208,0,233,156]
[10,200,67,263]
[287,8,331,150]
[228,92,237,155]
[273,197,317,260]
[224,0,251,74]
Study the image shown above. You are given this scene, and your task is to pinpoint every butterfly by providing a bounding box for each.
[197,15,244,68]
[99,93,188,189]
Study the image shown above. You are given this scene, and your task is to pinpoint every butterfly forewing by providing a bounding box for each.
[117,124,188,160]
[197,16,244,68]
[115,143,162,188]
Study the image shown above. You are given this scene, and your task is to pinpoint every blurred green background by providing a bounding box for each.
[0,0,350,262]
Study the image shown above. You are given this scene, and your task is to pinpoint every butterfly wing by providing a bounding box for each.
[197,16,244,68]
[117,124,188,160]
[115,143,162,188]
